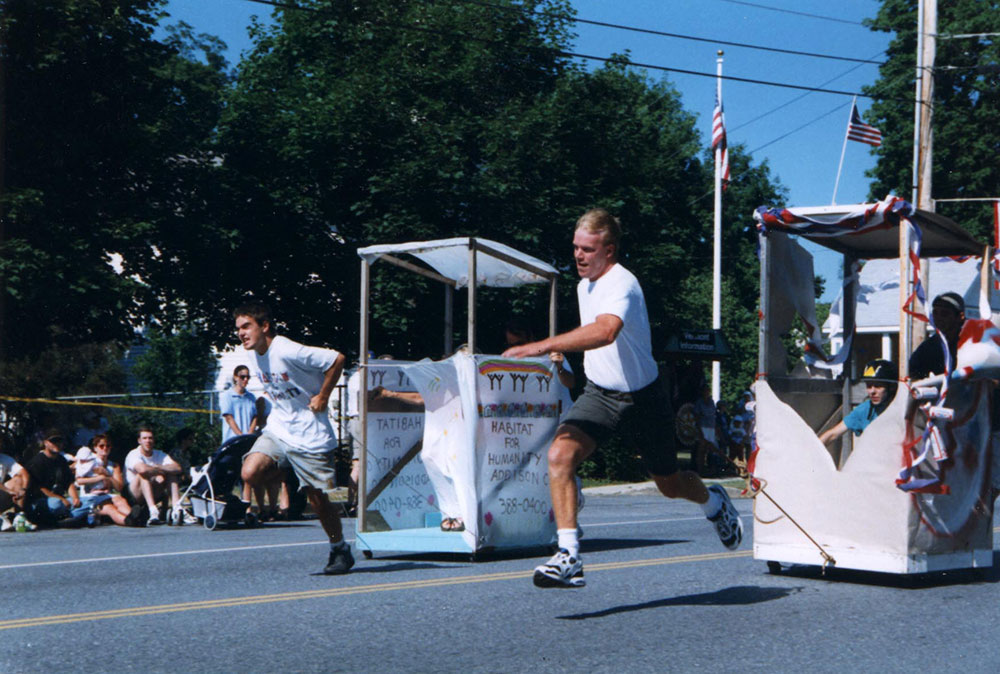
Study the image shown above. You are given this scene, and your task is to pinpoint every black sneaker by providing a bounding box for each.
[533,549,585,588]
[323,544,355,575]
[707,484,743,550]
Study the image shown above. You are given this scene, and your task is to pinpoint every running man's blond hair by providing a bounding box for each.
[575,208,621,249]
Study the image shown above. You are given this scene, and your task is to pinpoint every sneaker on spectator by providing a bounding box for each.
[707,484,742,550]
[181,510,198,525]
[147,506,163,526]
[0,513,13,532]
[323,544,355,575]
[533,549,585,588]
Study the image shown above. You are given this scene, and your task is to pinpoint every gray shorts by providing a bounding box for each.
[561,377,678,477]
[248,432,338,492]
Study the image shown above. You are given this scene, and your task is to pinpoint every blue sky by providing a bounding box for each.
[162,0,896,300]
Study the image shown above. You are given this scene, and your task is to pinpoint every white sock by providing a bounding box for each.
[701,488,723,518]
[148,505,160,519]
[557,528,580,558]
[330,539,348,552]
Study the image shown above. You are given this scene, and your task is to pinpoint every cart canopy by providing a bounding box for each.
[357,237,557,288]
[755,197,985,258]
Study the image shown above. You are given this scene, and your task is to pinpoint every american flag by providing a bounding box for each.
[712,91,730,189]
[846,102,882,146]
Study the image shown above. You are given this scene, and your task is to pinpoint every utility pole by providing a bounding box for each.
[917,0,936,212]
[903,0,936,373]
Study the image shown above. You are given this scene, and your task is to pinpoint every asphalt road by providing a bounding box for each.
[3,489,1000,673]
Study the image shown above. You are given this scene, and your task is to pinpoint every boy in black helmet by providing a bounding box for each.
[819,359,899,446]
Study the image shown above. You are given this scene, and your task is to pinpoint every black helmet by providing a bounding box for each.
[861,359,898,384]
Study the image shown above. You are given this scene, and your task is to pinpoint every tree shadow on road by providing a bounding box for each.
[557,585,797,620]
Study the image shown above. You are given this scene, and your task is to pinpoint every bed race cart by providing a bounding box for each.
[751,196,999,575]
[353,238,563,559]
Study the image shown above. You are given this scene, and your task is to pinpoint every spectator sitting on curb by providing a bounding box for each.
[25,433,81,528]
[124,426,186,525]
[74,434,134,526]
[0,449,28,531]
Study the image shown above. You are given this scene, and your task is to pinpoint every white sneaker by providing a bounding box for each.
[707,484,743,550]
[182,510,198,525]
[533,549,585,588]
[147,506,163,526]
[0,513,13,532]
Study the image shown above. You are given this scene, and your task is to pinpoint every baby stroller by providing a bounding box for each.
[177,434,259,530]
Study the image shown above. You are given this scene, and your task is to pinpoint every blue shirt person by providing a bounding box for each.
[220,365,258,443]
[819,359,898,446]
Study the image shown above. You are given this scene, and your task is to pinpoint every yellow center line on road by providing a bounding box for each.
[0,549,750,631]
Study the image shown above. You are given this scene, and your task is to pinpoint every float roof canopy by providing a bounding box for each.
[357,237,557,288]
[786,204,984,258]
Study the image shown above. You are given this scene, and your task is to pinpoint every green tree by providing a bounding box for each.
[866,0,1000,237]
[132,327,218,394]
[0,342,126,457]
[0,0,230,361]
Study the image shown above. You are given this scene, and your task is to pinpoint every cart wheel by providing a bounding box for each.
[244,511,258,527]
[204,515,217,531]
[171,509,183,526]
[766,561,783,575]
[362,550,373,559]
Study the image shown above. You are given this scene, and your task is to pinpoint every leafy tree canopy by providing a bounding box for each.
[866,0,1000,239]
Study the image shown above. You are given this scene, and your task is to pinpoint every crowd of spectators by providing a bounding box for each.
[0,425,209,530]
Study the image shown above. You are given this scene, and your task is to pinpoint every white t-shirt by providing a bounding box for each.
[577,263,658,392]
[249,335,340,453]
[124,447,174,480]
[0,453,22,482]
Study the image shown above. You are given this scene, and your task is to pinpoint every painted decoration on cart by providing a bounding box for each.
[474,356,560,548]
[363,361,435,530]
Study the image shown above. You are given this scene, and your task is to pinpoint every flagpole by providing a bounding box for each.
[831,96,855,205]
[712,51,723,403]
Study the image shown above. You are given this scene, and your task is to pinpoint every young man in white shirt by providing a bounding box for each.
[504,208,743,588]
[124,427,184,525]
[235,302,352,575]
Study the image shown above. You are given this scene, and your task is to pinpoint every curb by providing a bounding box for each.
[582,477,748,498]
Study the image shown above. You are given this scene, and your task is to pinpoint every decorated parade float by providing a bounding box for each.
[750,196,999,575]
[352,238,562,559]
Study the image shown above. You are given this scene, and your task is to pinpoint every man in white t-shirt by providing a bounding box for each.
[503,208,743,588]
[235,302,352,575]
[124,427,183,525]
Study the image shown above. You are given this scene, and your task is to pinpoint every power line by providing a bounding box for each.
[454,0,884,65]
[716,0,867,27]
[232,0,907,101]
[730,50,882,134]
[748,101,849,154]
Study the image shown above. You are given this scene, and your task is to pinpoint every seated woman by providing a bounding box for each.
[74,434,133,526]
[819,359,898,446]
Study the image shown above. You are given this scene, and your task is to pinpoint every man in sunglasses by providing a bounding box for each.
[221,365,259,443]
